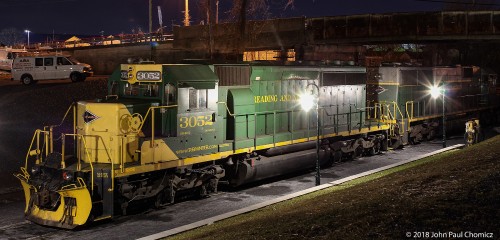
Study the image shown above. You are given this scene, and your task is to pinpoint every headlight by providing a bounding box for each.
[62,171,73,181]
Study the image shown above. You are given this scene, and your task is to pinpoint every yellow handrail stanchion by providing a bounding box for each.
[151,108,155,148]
[61,134,66,169]
[62,134,95,192]
[49,126,54,153]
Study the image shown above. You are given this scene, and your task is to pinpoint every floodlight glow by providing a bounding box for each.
[299,93,315,112]
[430,85,441,99]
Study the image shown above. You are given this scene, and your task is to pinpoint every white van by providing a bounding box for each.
[11,55,93,85]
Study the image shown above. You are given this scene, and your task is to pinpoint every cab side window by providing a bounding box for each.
[164,83,177,105]
[35,58,44,66]
[188,88,208,109]
[44,58,54,66]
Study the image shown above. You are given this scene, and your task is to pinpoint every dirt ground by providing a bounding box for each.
[0,76,108,190]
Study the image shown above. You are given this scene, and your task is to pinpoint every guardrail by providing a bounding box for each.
[19,33,174,51]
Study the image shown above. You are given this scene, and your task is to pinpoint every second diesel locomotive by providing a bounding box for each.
[15,62,498,228]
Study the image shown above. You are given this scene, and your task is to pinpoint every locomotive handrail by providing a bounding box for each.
[219,101,313,147]
[370,101,405,136]
[24,129,51,169]
[366,100,380,120]
[406,101,414,121]
[372,102,391,121]
[24,130,97,192]
[45,102,76,130]
[136,105,178,148]
[31,103,78,165]
[24,131,38,169]
[218,101,367,142]
[60,177,87,191]
[217,101,302,117]
[392,102,405,135]
[61,133,95,192]
[91,134,116,191]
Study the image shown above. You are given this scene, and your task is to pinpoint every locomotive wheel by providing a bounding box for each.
[426,130,435,141]
[329,150,342,165]
[380,139,388,151]
[390,138,402,149]
[369,143,380,155]
[333,151,342,163]
[154,191,166,209]
[196,184,209,199]
[352,146,363,159]
[118,198,129,216]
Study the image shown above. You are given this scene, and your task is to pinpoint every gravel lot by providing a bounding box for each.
[0,74,108,190]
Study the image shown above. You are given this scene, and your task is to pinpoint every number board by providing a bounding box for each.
[136,71,161,81]
[120,64,163,84]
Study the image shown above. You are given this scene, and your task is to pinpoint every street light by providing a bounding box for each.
[430,84,446,148]
[300,82,321,186]
[24,30,31,47]
[183,0,190,26]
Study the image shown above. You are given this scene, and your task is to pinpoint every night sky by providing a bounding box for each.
[0,0,492,37]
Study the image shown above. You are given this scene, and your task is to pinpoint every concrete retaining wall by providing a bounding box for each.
[63,43,205,75]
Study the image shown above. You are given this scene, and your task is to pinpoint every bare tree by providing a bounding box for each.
[226,0,294,59]
[194,0,296,60]
[0,28,24,46]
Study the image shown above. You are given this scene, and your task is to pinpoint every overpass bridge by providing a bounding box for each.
[52,10,500,74]
[306,11,500,44]
[174,10,500,51]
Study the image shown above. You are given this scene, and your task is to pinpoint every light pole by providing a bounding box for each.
[300,82,321,186]
[184,0,190,26]
[442,85,446,148]
[24,30,31,48]
[430,84,446,148]
[149,0,152,34]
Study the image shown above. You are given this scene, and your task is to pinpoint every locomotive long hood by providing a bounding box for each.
[15,172,92,229]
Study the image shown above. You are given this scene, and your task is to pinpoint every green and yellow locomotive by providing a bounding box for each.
[15,62,497,229]
[368,65,498,146]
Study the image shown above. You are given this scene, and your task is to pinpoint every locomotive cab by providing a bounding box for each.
[16,63,224,228]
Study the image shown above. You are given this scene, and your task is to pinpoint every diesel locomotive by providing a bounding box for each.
[15,62,498,228]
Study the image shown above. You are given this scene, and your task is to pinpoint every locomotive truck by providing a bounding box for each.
[15,62,498,228]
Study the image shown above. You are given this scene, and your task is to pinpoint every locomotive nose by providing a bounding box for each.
[15,172,93,229]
